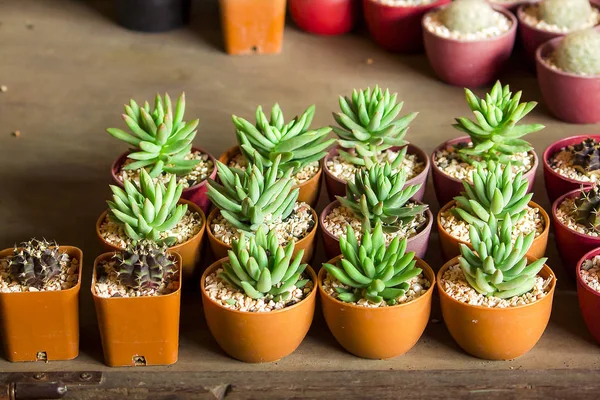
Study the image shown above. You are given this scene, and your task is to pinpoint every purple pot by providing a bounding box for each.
[577,247,600,346]
[319,200,433,260]
[111,146,218,215]
[423,5,517,88]
[322,144,430,203]
[431,136,539,207]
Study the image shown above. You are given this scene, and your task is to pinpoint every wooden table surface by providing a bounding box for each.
[2,0,600,398]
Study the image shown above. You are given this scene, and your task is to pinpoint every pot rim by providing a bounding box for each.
[552,187,600,240]
[535,32,600,80]
[200,257,318,315]
[436,256,557,311]
[542,135,600,185]
[364,0,448,10]
[518,3,600,37]
[576,247,600,299]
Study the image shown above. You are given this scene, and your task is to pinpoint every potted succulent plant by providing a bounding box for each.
[201,226,317,362]
[437,160,549,262]
[206,154,318,263]
[438,216,556,360]
[324,86,429,202]
[92,242,182,367]
[576,247,600,345]
[536,28,600,124]
[363,0,451,53]
[115,0,191,32]
[0,239,82,362]
[96,170,206,279]
[423,0,518,87]
[289,0,359,35]
[107,92,217,215]
[219,104,335,206]
[320,157,432,260]
[319,223,435,359]
[431,81,543,207]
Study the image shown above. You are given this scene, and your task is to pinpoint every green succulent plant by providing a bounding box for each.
[113,241,176,290]
[539,0,593,30]
[7,239,68,289]
[332,85,418,166]
[440,0,498,34]
[323,223,422,305]
[219,225,309,301]
[453,81,544,165]
[232,104,335,175]
[573,186,600,232]
[555,28,600,76]
[107,169,188,246]
[572,137,600,174]
[107,92,200,178]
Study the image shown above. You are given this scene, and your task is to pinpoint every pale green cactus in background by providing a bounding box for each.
[440,0,498,34]
[555,28,600,76]
[538,0,593,30]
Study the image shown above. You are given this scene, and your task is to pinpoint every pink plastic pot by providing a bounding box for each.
[319,200,433,260]
[111,147,217,215]
[431,136,538,207]
[289,0,358,35]
[363,0,450,53]
[423,5,517,87]
[517,4,563,66]
[577,247,600,346]
[542,135,600,204]
[322,144,430,203]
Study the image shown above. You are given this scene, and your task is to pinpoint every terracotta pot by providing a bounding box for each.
[218,145,323,207]
[437,200,550,263]
[92,251,182,367]
[201,258,317,362]
[289,0,358,35]
[219,0,286,55]
[431,136,539,207]
[576,247,600,345]
[490,0,539,12]
[437,258,556,360]
[111,147,218,215]
[95,199,205,280]
[319,200,433,261]
[542,135,600,204]
[363,0,451,53]
[423,5,517,87]
[318,256,434,359]
[0,246,82,362]
[536,34,600,124]
[323,144,430,203]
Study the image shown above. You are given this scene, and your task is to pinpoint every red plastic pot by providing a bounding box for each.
[431,136,538,207]
[542,135,600,204]
[289,0,358,35]
[423,5,517,87]
[323,144,430,203]
[111,147,217,215]
[517,4,563,66]
[363,0,450,53]
[577,247,600,345]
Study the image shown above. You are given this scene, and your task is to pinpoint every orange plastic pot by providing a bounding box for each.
[201,258,317,362]
[219,0,286,55]
[318,256,435,359]
[92,251,183,367]
[0,246,82,362]
[437,258,556,360]
[95,199,205,279]
[218,145,323,207]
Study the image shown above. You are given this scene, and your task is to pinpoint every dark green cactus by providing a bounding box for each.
[573,186,600,231]
[7,239,68,289]
[572,137,600,174]
[113,241,176,290]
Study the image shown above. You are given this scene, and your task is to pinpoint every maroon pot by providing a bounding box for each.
[542,135,600,204]
[289,0,358,35]
[423,5,517,87]
[431,136,538,207]
[577,247,600,346]
[490,0,539,12]
[363,0,450,53]
[517,4,562,66]
[111,147,217,215]
[319,200,433,260]
[322,144,430,203]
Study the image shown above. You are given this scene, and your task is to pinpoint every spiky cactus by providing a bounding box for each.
[107,92,200,178]
[113,241,176,290]
[573,186,600,231]
[440,0,499,34]
[572,137,600,174]
[539,0,593,30]
[7,239,68,289]
[323,223,422,305]
[555,29,600,76]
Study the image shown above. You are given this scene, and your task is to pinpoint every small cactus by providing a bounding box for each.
[538,0,593,30]
[571,137,600,174]
[113,241,177,290]
[440,0,499,34]
[573,186,600,232]
[7,239,68,289]
[555,28,600,76]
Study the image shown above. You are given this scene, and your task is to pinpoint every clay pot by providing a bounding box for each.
[318,256,434,359]
[363,0,451,53]
[437,200,550,262]
[95,199,206,280]
[201,258,317,362]
[437,258,556,360]
[115,0,191,32]
[576,248,600,345]
[322,144,430,202]
[111,147,218,215]
[218,146,323,207]
[319,200,434,260]
[423,5,517,87]
[0,246,82,362]
[542,135,600,204]
[517,3,568,66]
[219,0,286,55]
[536,35,600,124]
[289,0,358,35]
[92,251,182,367]
[431,136,539,207]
